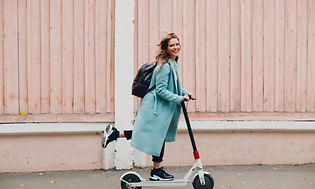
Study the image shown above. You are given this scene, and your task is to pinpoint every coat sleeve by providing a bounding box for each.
[181,88,187,96]
[155,64,183,104]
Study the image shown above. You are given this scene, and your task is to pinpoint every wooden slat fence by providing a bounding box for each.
[1,0,315,122]
[135,0,315,115]
[0,0,115,119]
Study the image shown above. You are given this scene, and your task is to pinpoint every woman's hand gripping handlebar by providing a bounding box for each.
[182,94,196,102]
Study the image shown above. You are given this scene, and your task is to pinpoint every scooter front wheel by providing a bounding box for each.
[120,173,142,189]
[192,173,214,189]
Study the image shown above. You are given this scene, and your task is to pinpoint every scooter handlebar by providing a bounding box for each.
[181,100,198,153]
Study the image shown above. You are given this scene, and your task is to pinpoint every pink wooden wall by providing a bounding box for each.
[1,0,315,121]
[0,0,115,122]
[135,0,315,119]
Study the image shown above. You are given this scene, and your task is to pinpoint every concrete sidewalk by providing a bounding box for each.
[1,164,314,189]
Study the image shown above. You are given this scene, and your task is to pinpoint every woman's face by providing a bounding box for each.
[167,38,181,60]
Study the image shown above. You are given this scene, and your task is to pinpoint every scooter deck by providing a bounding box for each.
[125,179,190,187]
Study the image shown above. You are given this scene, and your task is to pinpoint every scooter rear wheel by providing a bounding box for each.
[120,173,142,189]
[192,173,214,189]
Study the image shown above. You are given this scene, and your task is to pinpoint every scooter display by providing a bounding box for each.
[120,101,214,189]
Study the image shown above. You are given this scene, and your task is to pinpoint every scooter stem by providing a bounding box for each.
[181,102,200,160]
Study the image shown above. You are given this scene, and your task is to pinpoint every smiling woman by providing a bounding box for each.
[103,32,194,181]
[155,32,181,64]
[166,38,181,60]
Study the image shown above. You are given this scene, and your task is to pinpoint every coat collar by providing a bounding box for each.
[168,59,181,95]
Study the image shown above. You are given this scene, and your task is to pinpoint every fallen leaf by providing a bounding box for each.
[19,112,27,115]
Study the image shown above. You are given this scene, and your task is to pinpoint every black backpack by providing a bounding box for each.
[132,61,157,98]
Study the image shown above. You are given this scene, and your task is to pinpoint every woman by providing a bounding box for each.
[103,32,192,181]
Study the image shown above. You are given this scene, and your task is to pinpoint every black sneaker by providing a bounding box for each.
[101,125,119,148]
[150,167,174,181]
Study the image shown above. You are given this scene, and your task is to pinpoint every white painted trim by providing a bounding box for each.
[114,0,135,169]
[114,0,134,132]
[178,120,315,132]
[0,123,106,135]
[1,120,315,135]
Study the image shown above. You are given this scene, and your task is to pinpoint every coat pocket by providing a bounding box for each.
[140,92,156,110]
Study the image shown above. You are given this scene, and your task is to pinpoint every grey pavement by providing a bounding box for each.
[1,164,315,189]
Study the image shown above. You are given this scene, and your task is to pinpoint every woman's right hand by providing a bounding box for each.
[182,95,190,102]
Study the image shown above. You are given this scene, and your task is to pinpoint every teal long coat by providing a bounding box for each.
[131,59,187,156]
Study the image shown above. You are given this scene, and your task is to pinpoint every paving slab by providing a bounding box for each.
[1,164,314,189]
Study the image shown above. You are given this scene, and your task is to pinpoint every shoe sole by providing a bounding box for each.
[102,124,113,148]
[149,176,173,181]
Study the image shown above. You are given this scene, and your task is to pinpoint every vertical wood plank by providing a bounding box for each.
[184,0,196,111]
[50,0,63,113]
[284,0,297,112]
[206,0,218,112]
[40,0,50,113]
[0,0,3,113]
[109,0,115,112]
[307,0,315,111]
[3,0,19,114]
[263,0,275,112]
[173,0,183,83]
[172,0,183,41]
[195,0,206,111]
[73,0,85,113]
[134,0,142,111]
[134,0,139,111]
[240,0,252,112]
[136,0,143,69]
[275,0,285,111]
[252,0,264,111]
[95,0,106,113]
[17,0,28,113]
[84,0,96,113]
[62,0,74,113]
[160,0,173,32]
[218,0,230,112]
[138,0,149,65]
[230,0,241,112]
[149,0,160,61]
[182,0,188,94]
[134,0,139,75]
[27,0,41,113]
[295,0,308,112]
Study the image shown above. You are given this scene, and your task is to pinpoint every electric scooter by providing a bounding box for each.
[120,101,214,189]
